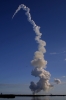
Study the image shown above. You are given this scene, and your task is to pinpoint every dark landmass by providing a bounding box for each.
[0,94,15,98]
[0,94,66,98]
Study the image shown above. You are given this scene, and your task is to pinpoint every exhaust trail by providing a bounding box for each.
[12,4,53,94]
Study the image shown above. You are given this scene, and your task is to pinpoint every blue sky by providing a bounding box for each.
[0,0,66,94]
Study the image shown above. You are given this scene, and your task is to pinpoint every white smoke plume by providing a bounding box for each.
[12,4,53,94]
[54,79,61,84]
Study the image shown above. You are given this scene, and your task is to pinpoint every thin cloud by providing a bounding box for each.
[0,83,29,87]
[62,76,66,78]
[60,82,66,84]
[64,58,66,61]
[50,52,57,55]
[63,51,66,53]
[51,82,66,85]
[50,51,66,55]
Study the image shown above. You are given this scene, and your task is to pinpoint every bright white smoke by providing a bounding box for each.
[12,4,53,94]
[54,79,61,84]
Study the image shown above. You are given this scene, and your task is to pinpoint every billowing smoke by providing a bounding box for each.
[54,79,61,84]
[12,4,53,94]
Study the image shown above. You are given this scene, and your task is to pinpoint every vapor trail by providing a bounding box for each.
[12,4,53,94]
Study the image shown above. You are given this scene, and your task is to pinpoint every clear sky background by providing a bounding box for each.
[0,0,66,94]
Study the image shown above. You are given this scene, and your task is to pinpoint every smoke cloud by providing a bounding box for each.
[54,79,61,84]
[12,4,53,94]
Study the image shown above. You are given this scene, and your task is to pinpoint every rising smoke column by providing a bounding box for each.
[12,4,53,94]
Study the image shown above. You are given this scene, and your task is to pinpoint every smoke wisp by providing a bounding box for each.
[12,4,53,94]
[54,79,61,84]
